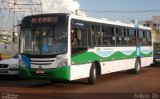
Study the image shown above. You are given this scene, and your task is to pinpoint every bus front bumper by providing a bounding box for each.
[19,66,70,80]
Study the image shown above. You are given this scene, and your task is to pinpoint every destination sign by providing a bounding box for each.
[31,17,58,23]
[22,14,68,27]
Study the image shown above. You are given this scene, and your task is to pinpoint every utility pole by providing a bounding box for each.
[12,0,16,31]
[75,9,78,15]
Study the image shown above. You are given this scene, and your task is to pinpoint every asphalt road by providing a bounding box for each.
[0,65,160,99]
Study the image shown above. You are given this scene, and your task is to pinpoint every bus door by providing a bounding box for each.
[71,23,88,56]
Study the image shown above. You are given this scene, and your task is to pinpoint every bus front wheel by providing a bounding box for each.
[88,63,96,84]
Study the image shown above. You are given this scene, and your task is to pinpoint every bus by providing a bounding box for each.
[19,13,153,84]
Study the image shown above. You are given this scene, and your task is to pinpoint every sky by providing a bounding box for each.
[42,0,80,14]
[77,0,160,22]
[1,0,160,31]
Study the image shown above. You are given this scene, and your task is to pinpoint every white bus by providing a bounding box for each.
[19,13,153,84]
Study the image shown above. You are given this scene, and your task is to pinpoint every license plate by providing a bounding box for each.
[36,70,45,74]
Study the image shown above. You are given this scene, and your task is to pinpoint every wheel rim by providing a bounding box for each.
[136,62,140,71]
[94,68,96,78]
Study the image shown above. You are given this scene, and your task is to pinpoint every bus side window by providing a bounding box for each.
[91,25,101,46]
[71,27,87,47]
[71,22,88,56]
[142,31,147,45]
[138,30,144,46]
[111,27,116,45]
[146,31,152,46]
[71,28,79,46]
[128,29,134,45]
[102,26,112,46]
[133,30,138,45]
[87,26,92,46]
[79,28,87,46]
[115,28,122,45]
[136,30,139,45]
[123,28,129,45]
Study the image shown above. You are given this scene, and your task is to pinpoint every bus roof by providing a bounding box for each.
[23,13,151,30]
[69,14,152,30]
[23,13,69,18]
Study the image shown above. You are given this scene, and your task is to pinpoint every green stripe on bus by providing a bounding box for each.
[71,51,152,64]
[141,52,153,57]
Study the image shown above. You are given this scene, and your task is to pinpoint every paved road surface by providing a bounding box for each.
[0,65,160,99]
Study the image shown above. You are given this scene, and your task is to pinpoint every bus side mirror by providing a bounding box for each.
[13,24,22,27]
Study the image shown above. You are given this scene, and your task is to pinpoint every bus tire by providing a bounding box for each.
[128,59,141,74]
[134,59,141,74]
[88,63,96,85]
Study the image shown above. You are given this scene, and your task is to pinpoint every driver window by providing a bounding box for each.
[71,27,80,46]
[42,30,47,45]
[34,31,40,50]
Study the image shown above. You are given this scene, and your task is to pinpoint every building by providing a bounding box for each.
[140,16,160,32]
[139,16,160,43]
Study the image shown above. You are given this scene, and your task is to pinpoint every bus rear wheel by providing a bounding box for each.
[134,59,141,74]
[88,63,96,84]
[128,59,141,74]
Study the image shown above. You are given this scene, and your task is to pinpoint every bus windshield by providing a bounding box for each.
[20,25,67,55]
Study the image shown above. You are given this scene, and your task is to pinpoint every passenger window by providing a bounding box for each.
[102,26,115,46]
[122,28,129,45]
[91,25,101,46]
[115,28,122,45]
[146,31,152,45]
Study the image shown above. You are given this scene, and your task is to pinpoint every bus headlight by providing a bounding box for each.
[58,59,67,67]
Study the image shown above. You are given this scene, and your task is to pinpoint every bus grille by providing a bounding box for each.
[30,58,55,66]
